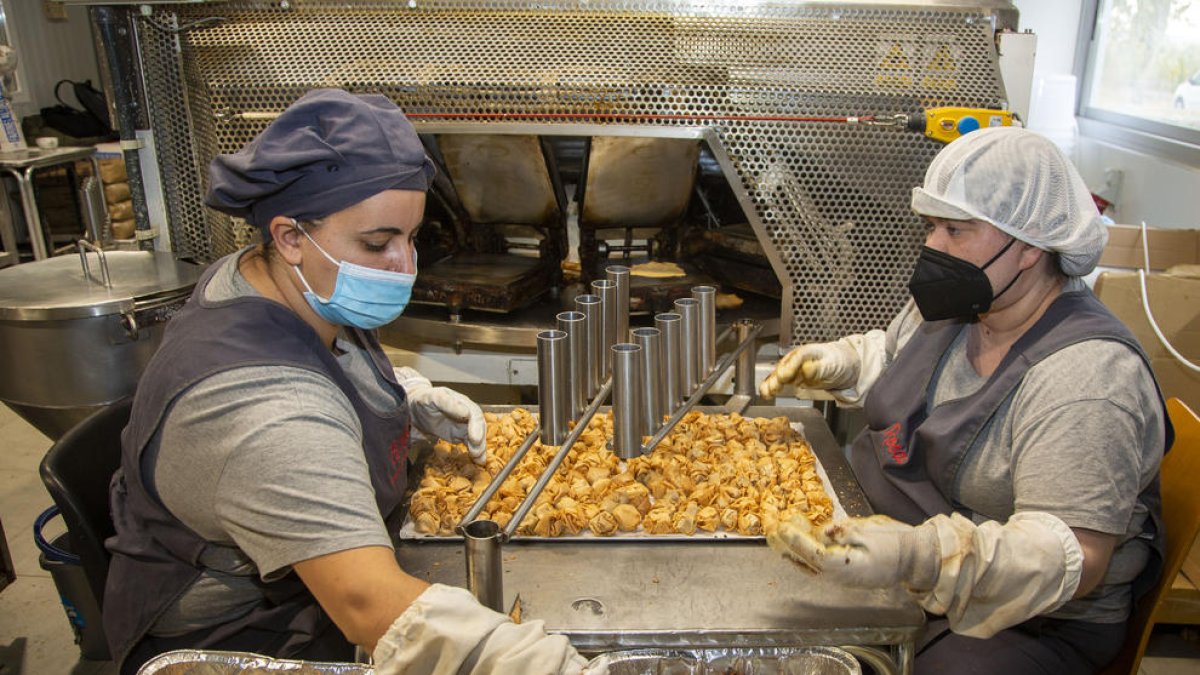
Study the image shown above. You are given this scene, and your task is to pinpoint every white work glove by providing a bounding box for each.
[373,583,598,675]
[769,514,939,592]
[758,332,887,405]
[760,342,860,395]
[769,511,1083,639]
[394,367,487,465]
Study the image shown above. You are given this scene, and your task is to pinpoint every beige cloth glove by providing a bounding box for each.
[394,367,487,465]
[769,511,1083,639]
[759,332,887,405]
[373,584,594,675]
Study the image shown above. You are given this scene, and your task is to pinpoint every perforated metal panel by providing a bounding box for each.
[131,0,1011,343]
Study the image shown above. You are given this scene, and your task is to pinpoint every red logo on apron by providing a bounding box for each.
[882,422,908,464]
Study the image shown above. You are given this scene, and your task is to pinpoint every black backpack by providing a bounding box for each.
[40,79,115,139]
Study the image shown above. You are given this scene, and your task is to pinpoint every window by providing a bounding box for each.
[1079,0,1200,151]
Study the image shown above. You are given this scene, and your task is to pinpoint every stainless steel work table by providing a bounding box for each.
[395,406,925,674]
[0,146,101,262]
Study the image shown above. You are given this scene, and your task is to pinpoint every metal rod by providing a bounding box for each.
[557,311,587,418]
[575,294,602,398]
[675,298,700,396]
[734,318,757,397]
[77,239,112,288]
[655,312,682,410]
[462,519,505,612]
[459,425,540,527]
[693,285,717,377]
[611,343,643,458]
[606,265,630,344]
[592,279,617,378]
[632,327,664,434]
[505,378,613,539]
[642,321,763,454]
[536,330,569,445]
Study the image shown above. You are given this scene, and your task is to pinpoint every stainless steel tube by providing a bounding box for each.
[632,327,664,435]
[505,377,612,540]
[611,343,643,458]
[557,311,587,418]
[592,279,618,378]
[675,297,701,396]
[606,265,631,343]
[575,294,602,397]
[536,329,569,445]
[693,285,717,377]
[462,519,505,612]
[655,312,682,410]
[735,318,756,398]
[642,321,763,454]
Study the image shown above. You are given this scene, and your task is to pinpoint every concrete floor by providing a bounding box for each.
[2,404,1199,674]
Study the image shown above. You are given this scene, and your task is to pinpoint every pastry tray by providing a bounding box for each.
[397,420,848,542]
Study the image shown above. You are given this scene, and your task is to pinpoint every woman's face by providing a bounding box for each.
[293,189,426,295]
[922,216,1026,296]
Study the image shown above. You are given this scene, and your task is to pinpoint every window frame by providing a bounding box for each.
[1074,0,1200,168]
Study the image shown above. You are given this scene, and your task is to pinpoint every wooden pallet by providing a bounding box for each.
[1160,537,1200,625]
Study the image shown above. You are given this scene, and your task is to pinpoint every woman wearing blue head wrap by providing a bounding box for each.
[761,128,1169,674]
[105,89,592,674]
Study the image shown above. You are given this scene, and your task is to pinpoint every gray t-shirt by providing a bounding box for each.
[148,249,404,637]
[883,279,1164,623]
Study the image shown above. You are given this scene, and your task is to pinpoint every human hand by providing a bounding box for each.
[758,342,859,397]
[768,514,938,592]
[395,367,486,465]
[373,584,589,674]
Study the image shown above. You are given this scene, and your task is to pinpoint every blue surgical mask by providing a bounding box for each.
[291,220,417,330]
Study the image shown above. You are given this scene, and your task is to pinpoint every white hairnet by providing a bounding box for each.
[911,127,1106,276]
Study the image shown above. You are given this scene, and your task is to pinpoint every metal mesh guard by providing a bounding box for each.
[138,0,1006,343]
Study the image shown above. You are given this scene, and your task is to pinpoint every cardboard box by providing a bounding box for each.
[1094,269,1200,413]
[1099,225,1200,271]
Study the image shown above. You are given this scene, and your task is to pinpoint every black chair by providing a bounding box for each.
[38,398,132,624]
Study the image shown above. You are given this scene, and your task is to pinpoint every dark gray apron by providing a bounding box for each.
[849,290,1168,598]
[104,258,412,670]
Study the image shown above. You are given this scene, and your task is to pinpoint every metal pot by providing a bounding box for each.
[0,244,203,438]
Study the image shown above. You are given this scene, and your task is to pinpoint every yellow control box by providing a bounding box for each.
[911,107,1015,143]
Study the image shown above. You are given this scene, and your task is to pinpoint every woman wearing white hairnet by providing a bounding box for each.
[762,127,1170,674]
[105,90,594,675]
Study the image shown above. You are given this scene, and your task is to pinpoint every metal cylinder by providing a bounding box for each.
[462,519,505,612]
[632,327,664,435]
[575,294,602,398]
[611,343,643,459]
[557,311,587,418]
[735,318,756,397]
[655,312,683,410]
[693,285,717,377]
[675,298,701,396]
[592,279,617,378]
[606,265,631,343]
[536,329,569,445]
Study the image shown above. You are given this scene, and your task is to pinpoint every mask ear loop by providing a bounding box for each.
[984,236,1023,302]
[290,218,339,303]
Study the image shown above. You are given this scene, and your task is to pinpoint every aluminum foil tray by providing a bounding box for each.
[137,650,372,675]
[592,646,862,674]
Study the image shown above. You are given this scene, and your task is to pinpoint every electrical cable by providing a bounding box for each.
[1137,220,1200,373]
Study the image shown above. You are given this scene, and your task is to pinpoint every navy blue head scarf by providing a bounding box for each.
[205,89,435,238]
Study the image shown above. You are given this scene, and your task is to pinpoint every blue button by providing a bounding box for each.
[957,116,981,135]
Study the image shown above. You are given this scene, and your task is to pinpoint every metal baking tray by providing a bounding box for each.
[398,405,852,542]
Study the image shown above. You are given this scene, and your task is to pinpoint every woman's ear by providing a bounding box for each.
[268,217,304,266]
[1017,241,1046,271]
